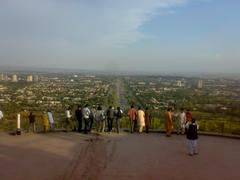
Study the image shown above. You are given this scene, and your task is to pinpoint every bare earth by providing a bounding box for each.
[0,132,240,180]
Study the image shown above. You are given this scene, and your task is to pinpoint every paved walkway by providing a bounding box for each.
[0,132,240,180]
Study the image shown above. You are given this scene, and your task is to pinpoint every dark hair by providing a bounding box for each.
[145,107,149,110]
[131,105,134,108]
[97,106,102,110]
[191,118,196,123]
[167,108,171,111]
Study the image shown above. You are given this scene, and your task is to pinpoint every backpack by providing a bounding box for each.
[116,109,123,118]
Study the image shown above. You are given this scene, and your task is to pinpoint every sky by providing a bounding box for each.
[0,0,240,74]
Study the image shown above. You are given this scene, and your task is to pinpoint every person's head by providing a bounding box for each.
[138,107,141,110]
[85,104,88,107]
[187,109,190,112]
[145,107,149,110]
[191,118,196,123]
[109,106,112,109]
[117,107,120,110]
[180,108,184,112]
[167,107,171,112]
[97,106,102,110]
[78,105,81,109]
[131,105,134,108]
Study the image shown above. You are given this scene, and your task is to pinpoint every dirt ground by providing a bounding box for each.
[0,132,240,180]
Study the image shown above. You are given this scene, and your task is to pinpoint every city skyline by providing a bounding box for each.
[0,0,240,74]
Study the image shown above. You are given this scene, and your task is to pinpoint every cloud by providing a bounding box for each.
[0,0,188,48]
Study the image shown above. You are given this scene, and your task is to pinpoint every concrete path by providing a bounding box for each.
[0,132,240,180]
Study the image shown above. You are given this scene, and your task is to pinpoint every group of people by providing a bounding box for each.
[1,106,199,156]
[127,105,152,133]
[165,107,199,156]
[27,110,55,133]
[65,104,124,134]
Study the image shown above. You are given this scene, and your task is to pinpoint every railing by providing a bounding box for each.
[1,114,240,135]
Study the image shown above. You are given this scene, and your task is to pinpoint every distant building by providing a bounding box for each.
[27,75,33,82]
[0,74,4,81]
[2,74,9,81]
[198,80,203,88]
[12,74,18,82]
[33,75,39,82]
[176,81,182,87]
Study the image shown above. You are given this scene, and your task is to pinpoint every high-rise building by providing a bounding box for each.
[12,74,18,82]
[26,75,33,82]
[0,74,4,81]
[198,80,203,88]
[33,75,39,82]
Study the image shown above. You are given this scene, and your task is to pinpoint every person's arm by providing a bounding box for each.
[185,122,190,129]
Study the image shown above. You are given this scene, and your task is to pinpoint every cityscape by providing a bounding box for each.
[1,1,240,179]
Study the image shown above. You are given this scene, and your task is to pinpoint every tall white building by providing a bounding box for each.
[27,75,33,82]
[12,74,18,82]
[198,80,203,88]
[0,74,4,81]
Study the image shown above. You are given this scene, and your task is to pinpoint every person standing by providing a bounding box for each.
[145,107,152,133]
[65,107,73,132]
[95,106,105,133]
[176,108,187,134]
[186,109,193,123]
[89,105,96,132]
[0,109,3,121]
[47,110,55,131]
[28,112,36,133]
[127,105,138,133]
[115,107,123,133]
[106,106,115,132]
[42,112,49,133]
[185,118,199,156]
[137,107,145,133]
[165,108,173,137]
[75,105,82,132]
[82,104,91,134]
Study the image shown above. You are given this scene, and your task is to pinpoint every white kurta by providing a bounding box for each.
[137,110,145,127]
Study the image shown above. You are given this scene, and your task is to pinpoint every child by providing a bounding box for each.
[185,118,199,156]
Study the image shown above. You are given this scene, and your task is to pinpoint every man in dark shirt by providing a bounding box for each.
[186,118,199,156]
[75,105,82,132]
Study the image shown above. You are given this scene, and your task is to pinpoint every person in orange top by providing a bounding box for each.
[128,105,137,133]
[165,108,173,137]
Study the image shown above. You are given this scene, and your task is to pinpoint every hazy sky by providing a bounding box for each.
[0,0,240,73]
